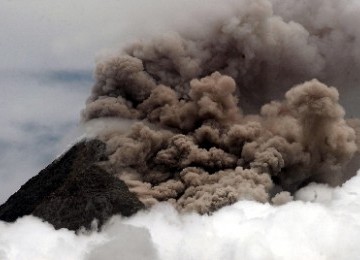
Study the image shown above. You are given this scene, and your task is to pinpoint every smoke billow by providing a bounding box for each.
[81,0,360,214]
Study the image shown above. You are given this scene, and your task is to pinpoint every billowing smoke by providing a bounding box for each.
[81,0,360,214]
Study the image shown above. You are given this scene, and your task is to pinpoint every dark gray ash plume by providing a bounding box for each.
[82,0,360,213]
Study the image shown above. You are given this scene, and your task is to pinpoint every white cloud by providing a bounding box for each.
[1,172,360,260]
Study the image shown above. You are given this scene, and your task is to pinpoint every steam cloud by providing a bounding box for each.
[81,0,360,214]
[2,173,360,259]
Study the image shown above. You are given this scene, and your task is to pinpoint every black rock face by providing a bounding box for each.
[0,139,144,231]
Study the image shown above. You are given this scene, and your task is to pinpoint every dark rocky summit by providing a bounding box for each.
[0,139,144,231]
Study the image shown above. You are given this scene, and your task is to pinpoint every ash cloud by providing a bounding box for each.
[82,0,360,213]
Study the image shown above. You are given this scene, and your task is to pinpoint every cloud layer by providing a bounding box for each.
[1,172,360,259]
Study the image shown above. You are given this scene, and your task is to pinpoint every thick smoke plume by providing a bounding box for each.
[82,0,360,213]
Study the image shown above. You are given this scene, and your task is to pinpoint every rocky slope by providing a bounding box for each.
[0,139,144,231]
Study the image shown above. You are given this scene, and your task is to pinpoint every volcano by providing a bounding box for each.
[0,139,143,231]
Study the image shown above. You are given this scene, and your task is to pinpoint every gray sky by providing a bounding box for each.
[0,0,136,203]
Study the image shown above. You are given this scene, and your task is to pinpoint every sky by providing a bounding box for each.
[0,0,144,203]
[2,1,360,259]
